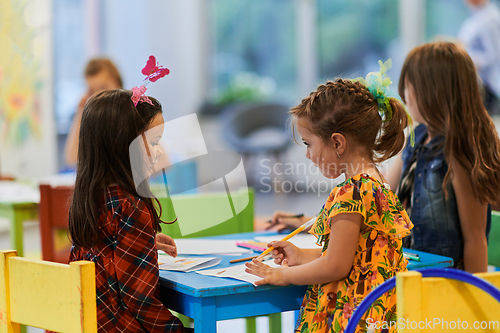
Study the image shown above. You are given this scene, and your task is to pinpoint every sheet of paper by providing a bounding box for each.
[158,255,222,272]
[254,233,320,249]
[195,259,280,286]
[173,239,253,255]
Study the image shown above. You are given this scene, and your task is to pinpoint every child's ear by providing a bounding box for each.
[330,133,346,155]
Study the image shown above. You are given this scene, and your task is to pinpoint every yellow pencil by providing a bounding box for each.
[256,217,316,260]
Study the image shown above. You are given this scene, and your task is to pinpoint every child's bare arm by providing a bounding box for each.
[282,213,361,285]
[298,248,323,265]
[246,213,361,286]
[451,160,488,273]
[385,154,404,192]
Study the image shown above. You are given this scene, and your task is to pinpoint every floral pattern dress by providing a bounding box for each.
[295,174,413,333]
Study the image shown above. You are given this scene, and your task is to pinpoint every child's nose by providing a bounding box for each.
[156,147,163,158]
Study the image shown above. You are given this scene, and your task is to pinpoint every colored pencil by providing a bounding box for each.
[236,241,267,252]
[230,254,271,264]
[257,217,316,260]
[403,252,420,262]
[229,255,260,264]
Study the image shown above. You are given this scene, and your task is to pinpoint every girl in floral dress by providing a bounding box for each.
[246,61,413,333]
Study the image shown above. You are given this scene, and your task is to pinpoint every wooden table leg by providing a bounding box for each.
[6,205,38,258]
[245,317,256,333]
[268,313,282,333]
[193,297,216,333]
[9,208,25,258]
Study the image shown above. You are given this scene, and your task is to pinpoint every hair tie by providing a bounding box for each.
[354,59,415,146]
[131,55,170,106]
[354,59,394,122]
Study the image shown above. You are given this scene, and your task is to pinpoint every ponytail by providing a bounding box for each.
[373,98,412,163]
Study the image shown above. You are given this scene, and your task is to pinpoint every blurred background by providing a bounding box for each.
[3,0,496,221]
[2,1,500,331]
[3,0,500,226]
[0,0,481,182]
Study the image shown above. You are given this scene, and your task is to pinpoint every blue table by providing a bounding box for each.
[158,232,453,333]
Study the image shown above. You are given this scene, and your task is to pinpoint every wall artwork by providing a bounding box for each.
[0,0,43,146]
[0,0,56,178]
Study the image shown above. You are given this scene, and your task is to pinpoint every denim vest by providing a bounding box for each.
[400,124,491,266]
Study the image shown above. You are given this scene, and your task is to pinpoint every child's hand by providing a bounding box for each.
[156,234,177,257]
[245,259,289,286]
[269,241,302,266]
[266,211,310,232]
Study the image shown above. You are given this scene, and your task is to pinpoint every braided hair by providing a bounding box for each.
[291,78,409,163]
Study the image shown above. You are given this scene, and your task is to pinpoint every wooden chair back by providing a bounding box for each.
[397,271,500,332]
[489,211,500,267]
[0,250,96,333]
[39,184,74,263]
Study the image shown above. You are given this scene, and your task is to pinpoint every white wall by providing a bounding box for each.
[101,0,209,123]
[0,0,57,178]
[399,0,426,55]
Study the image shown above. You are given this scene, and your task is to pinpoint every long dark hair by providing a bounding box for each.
[399,42,500,204]
[69,89,164,248]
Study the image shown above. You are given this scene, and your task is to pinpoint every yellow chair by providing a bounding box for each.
[397,270,500,332]
[0,249,96,333]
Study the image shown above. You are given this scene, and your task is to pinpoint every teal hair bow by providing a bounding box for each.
[354,59,414,146]
[355,59,394,122]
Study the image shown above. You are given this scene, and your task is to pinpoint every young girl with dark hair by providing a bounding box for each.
[68,89,186,332]
[246,63,413,332]
[388,42,500,273]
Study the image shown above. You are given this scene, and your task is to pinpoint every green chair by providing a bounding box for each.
[489,211,500,268]
[158,188,254,238]
[157,188,282,333]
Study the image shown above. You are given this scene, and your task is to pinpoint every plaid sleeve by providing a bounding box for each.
[115,198,185,333]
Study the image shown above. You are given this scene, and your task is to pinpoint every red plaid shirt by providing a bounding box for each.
[70,185,185,332]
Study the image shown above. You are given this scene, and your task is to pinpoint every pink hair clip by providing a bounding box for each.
[131,55,170,106]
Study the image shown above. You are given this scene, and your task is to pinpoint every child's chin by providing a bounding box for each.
[321,171,341,179]
[147,164,157,177]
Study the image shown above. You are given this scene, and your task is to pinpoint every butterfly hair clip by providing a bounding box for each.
[131,55,170,106]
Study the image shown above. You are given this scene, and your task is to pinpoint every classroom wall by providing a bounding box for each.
[100,0,210,122]
[0,0,58,179]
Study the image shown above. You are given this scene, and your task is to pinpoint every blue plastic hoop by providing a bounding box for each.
[344,268,500,333]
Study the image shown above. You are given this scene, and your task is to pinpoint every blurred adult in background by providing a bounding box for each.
[64,58,123,167]
[459,0,500,114]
